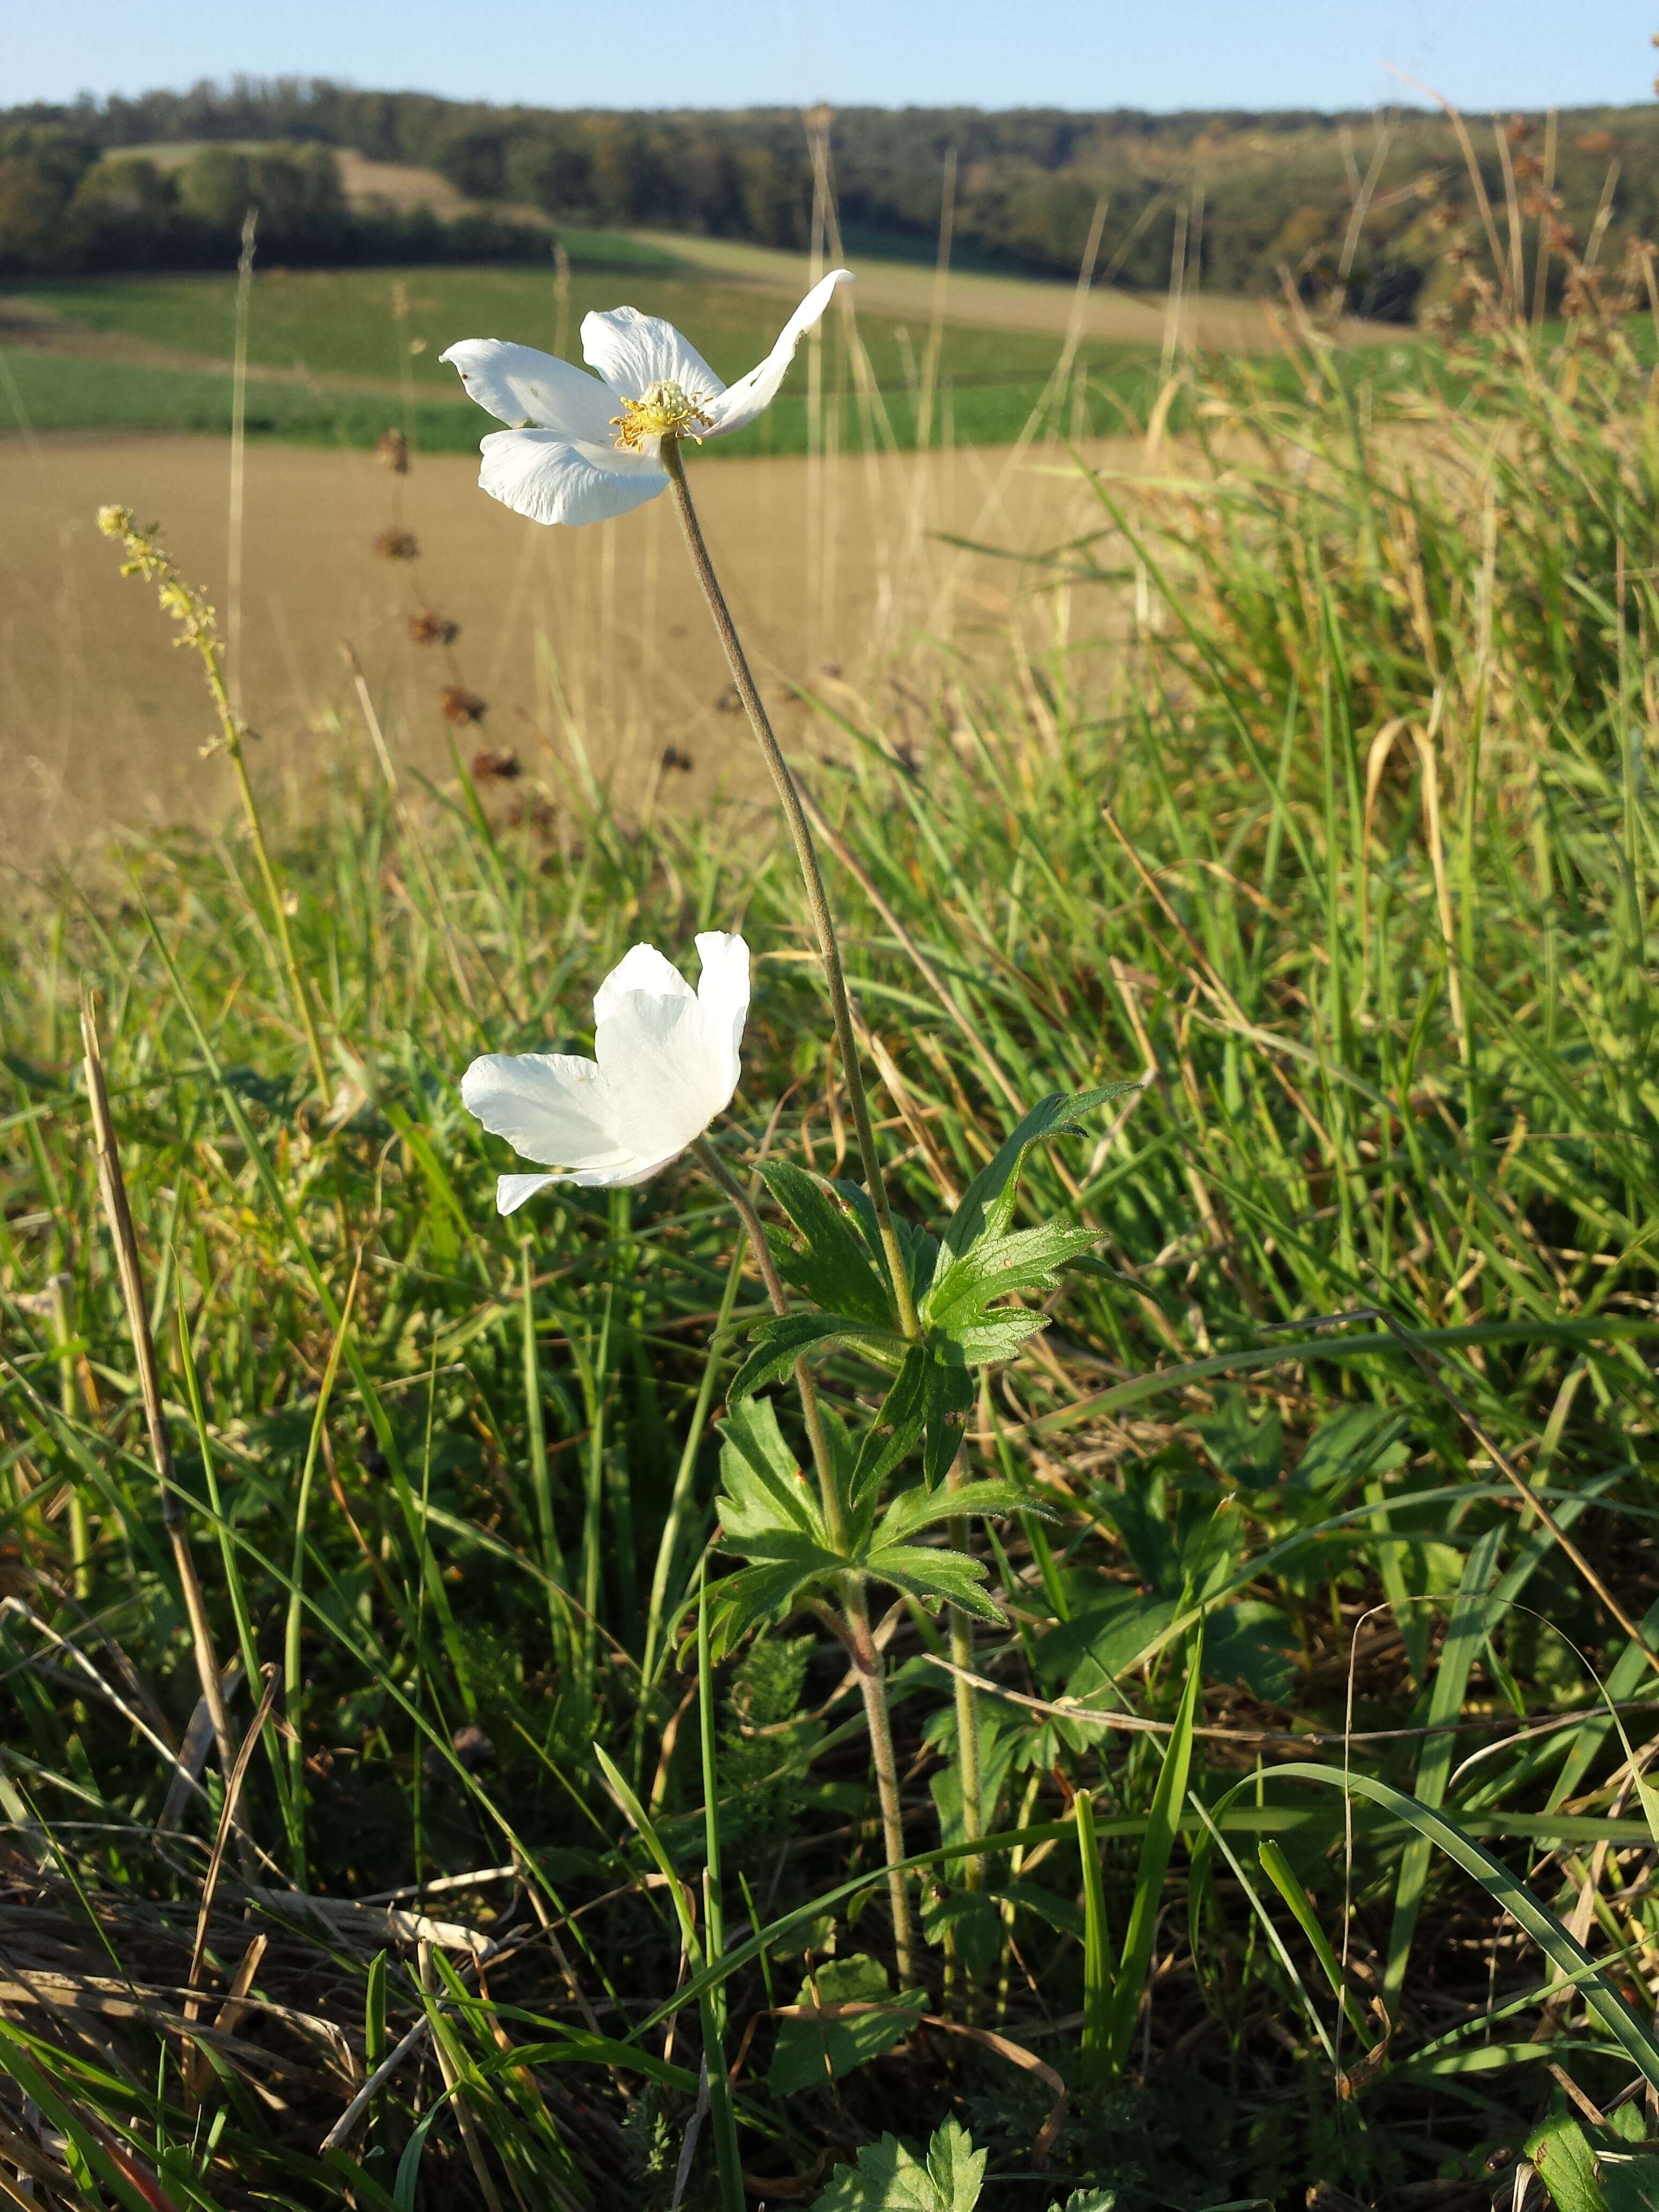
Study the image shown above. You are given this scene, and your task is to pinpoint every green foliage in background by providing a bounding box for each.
[8,77,1659,313]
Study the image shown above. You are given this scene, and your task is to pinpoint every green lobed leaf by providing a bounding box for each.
[946,1307,1052,1367]
[768,1954,925,2098]
[811,2118,986,2212]
[830,1176,940,1303]
[1289,1405,1410,1494]
[1525,2098,1659,2212]
[920,1886,1003,1983]
[935,1086,1127,1275]
[1204,1601,1299,1702]
[920,1354,975,1486]
[1191,1388,1283,1489]
[716,1396,825,1543]
[861,1541,1004,1623]
[924,1221,1100,1333]
[1526,2108,1611,2212]
[849,1347,932,1506]
[761,1162,896,1328]
[709,1559,835,1653]
[727,1313,901,1400]
[873,1477,1036,1549]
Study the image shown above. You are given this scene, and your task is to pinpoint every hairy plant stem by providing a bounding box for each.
[692,1138,917,1977]
[662,440,918,1341]
[946,1461,983,1894]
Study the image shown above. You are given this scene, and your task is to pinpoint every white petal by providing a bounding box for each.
[477,428,667,528]
[580,305,724,404]
[461,1050,632,1175]
[595,990,736,1163]
[563,1146,684,1189]
[703,270,853,439]
[440,339,615,440]
[693,932,750,1100]
[498,1172,560,1214]
[593,941,695,1028]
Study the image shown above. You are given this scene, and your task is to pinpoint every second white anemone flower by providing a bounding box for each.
[440,268,851,528]
[461,933,749,1210]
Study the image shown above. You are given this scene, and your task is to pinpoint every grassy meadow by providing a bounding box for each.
[1,245,1180,455]
[10,210,1659,2212]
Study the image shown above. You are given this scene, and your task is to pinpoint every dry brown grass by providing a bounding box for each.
[637,230,1397,350]
[0,429,1142,865]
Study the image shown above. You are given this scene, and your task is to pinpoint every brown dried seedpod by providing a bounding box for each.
[472,746,521,782]
[375,429,410,474]
[440,685,488,725]
[409,609,460,647]
[373,528,419,561]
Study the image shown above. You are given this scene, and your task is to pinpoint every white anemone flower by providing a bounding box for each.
[439,268,852,527]
[461,933,749,1210]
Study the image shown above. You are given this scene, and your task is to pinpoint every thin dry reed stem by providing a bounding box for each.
[80,991,252,1867]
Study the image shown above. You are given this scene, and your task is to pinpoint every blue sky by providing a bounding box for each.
[8,1,1656,116]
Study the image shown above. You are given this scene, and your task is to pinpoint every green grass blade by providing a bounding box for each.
[1106,1636,1202,2073]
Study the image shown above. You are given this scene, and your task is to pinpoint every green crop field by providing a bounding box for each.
[7,262,1086,387]
[2,273,1145,454]
[0,248,1383,455]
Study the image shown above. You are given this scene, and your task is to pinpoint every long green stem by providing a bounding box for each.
[692,1138,916,1976]
[946,1460,983,1895]
[48,1275,90,1602]
[284,1262,360,1889]
[662,441,918,1341]
[667,438,923,1976]
[697,1570,744,2209]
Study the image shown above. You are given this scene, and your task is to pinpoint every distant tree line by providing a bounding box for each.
[0,125,547,276]
[5,76,1658,320]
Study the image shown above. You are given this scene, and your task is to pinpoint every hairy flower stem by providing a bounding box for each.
[663,442,919,1342]
[947,1467,983,1895]
[693,1138,917,1978]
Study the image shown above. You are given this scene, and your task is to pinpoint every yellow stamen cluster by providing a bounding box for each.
[610,380,713,451]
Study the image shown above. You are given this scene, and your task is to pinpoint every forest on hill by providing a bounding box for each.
[4,74,1658,318]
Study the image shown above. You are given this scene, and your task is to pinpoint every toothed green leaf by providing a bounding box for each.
[708,1557,834,1653]
[769,1954,925,2098]
[920,1354,975,1486]
[850,1346,932,1506]
[944,1307,1052,1366]
[761,1161,896,1327]
[874,1478,1037,1549]
[936,1086,1129,1276]
[727,1313,901,1400]
[924,1221,1100,1332]
[862,1542,1004,1622]
[811,2118,987,2212]
[716,1395,825,1542]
